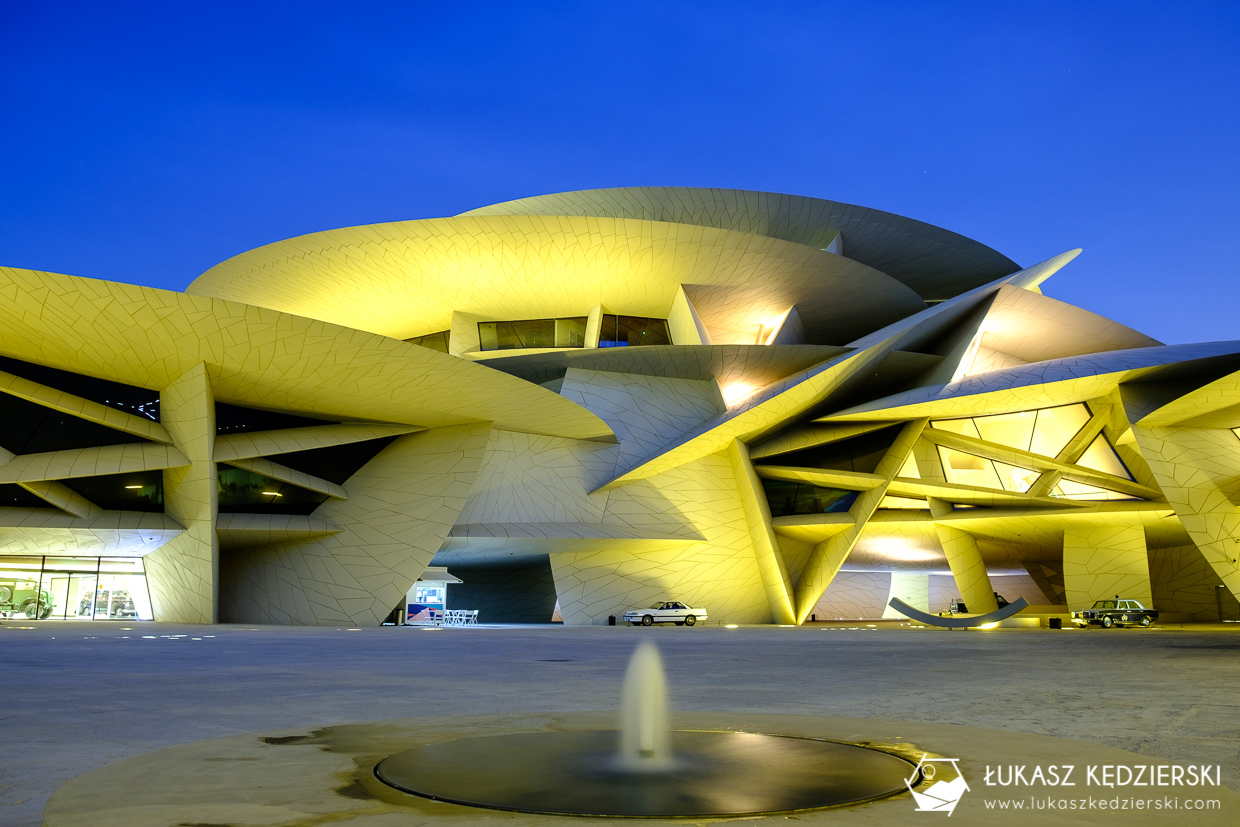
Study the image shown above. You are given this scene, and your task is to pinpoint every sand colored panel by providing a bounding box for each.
[0,443,190,484]
[559,369,723,476]
[809,570,890,619]
[667,287,711,346]
[727,441,795,624]
[1148,543,1234,621]
[214,423,422,463]
[17,481,101,518]
[881,572,929,618]
[1062,523,1151,609]
[144,363,217,624]
[460,187,1020,300]
[550,449,771,625]
[1128,423,1240,603]
[0,266,610,442]
[215,513,341,551]
[0,369,170,443]
[218,424,491,625]
[750,421,898,460]
[189,215,926,348]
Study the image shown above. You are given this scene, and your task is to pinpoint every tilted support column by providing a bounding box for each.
[929,497,998,614]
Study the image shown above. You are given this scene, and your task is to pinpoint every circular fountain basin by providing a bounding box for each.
[375,729,916,817]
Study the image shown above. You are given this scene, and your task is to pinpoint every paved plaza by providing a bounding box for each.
[3,621,1238,826]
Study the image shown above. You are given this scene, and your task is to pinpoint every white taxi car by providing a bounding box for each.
[624,601,708,626]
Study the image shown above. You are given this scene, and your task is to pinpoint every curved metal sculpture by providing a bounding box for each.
[887,596,1029,628]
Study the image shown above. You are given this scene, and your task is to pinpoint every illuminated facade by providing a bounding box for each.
[2,187,1238,625]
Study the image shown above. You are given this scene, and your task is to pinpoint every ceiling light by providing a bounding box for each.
[124,485,142,489]
[261,491,282,496]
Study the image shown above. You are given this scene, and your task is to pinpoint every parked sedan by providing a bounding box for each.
[1072,598,1158,628]
[624,601,708,626]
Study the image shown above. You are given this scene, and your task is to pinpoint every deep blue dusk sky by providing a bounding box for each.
[2,1,1237,344]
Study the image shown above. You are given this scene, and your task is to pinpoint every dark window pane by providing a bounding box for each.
[0,392,148,454]
[754,426,900,474]
[761,479,858,517]
[268,436,397,485]
[0,483,57,509]
[598,315,620,348]
[616,316,671,347]
[555,317,588,348]
[479,318,587,351]
[405,330,450,352]
[62,471,164,512]
[0,355,160,421]
[215,403,335,435]
[217,464,328,515]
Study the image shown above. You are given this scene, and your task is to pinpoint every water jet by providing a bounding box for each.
[374,641,917,817]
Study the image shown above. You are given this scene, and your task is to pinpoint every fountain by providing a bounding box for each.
[375,640,917,817]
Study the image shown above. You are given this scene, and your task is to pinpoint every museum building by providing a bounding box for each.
[1,187,1238,626]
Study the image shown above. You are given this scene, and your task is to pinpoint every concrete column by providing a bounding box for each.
[584,304,604,348]
[882,572,929,618]
[1062,523,1152,610]
[929,497,998,614]
[143,363,217,623]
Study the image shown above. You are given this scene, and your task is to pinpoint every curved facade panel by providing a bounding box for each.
[2,189,1238,626]
[461,187,1022,301]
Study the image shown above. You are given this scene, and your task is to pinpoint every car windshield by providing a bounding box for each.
[1093,600,1116,609]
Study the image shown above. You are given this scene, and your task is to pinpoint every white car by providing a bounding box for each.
[624,601,708,626]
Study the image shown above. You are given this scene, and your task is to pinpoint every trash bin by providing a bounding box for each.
[1048,617,1062,629]
[608,615,616,626]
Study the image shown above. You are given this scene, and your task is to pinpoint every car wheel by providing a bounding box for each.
[1140,616,1152,627]
[1102,616,1113,628]
[641,615,653,626]
[21,600,41,619]
[685,615,696,626]
[0,585,11,603]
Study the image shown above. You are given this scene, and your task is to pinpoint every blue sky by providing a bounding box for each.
[2,1,1237,344]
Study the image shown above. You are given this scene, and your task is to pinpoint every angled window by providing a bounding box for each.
[62,471,164,512]
[879,495,928,509]
[267,436,397,485]
[0,354,160,421]
[405,330,450,352]
[1073,434,1133,480]
[597,315,671,348]
[478,317,588,350]
[1050,479,1139,501]
[217,464,329,515]
[215,402,336,435]
[937,447,1039,493]
[930,403,1090,459]
[755,426,900,474]
[761,478,859,517]
[0,484,58,509]
[0,392,148,454]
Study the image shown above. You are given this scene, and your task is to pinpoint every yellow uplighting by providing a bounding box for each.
[722,381,760,407]
[124,485,142,489]
[977,622,999,630]
[261,491,282,496]
[724,624,739,628]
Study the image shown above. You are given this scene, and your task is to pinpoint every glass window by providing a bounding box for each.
[879,495,928,509]
[62,470,163,512]
[931,403,1091,459]
[478,317,588,350]
[1074,435,1132,479]
[0,556,152,621]
[1029,404,1091,457]
[217,464,329,515]
[762,479,859,517]
[405,330,450,352]
[597,315,671,348]
[1051,479,1139,501]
